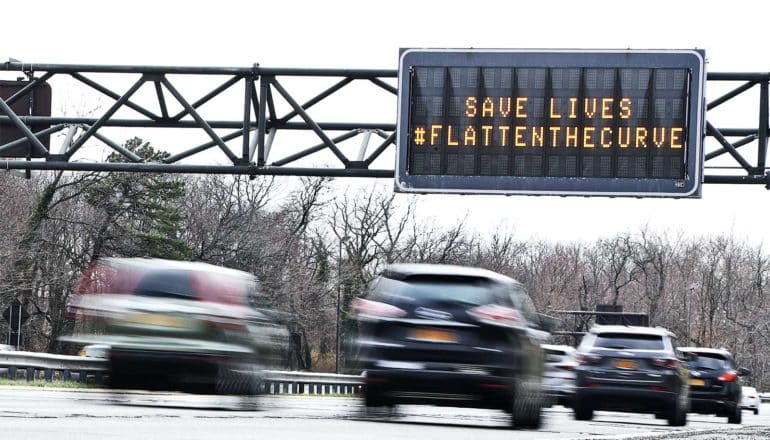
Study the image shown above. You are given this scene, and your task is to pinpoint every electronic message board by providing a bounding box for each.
[395,49,705,197]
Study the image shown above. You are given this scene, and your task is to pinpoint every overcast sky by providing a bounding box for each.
[3,0,769,247]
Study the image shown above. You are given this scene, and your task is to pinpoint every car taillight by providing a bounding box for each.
[351,298,406,318]
[467,304,523,327]
[575,353,603,364]
[652,358,680,369]
[718,370,738,382]
[556,363,576,371]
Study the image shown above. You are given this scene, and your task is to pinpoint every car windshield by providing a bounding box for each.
[376,275,498,306]
[690,353,728,370]
[592,333,665,350]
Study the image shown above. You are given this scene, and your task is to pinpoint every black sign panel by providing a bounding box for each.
[395,50,705,197]
[0,80,52,158]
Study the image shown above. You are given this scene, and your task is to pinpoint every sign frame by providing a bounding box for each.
[395,49,706,197]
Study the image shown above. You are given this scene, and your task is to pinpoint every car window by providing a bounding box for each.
[592,333,665,350]
[690,353,728,370]
[133,270,196,300]
[374,275,500,306]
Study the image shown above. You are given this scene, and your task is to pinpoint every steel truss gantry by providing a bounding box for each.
[0,62,768,186]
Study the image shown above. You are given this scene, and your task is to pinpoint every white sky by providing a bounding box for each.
[3,0,770,247]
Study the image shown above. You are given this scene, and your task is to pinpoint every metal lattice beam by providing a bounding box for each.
[0,62,768,186]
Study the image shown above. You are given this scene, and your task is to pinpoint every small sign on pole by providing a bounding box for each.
[2,300,30,349]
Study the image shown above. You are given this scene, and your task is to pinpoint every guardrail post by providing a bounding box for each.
[95,372,104,385]
[78,370,87,383]
[26,367,35,382]
[44,369,53,382]
[7,366,16,380]
[62,369,71,381]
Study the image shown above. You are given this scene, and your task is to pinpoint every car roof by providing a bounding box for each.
[384,263,519,285]
[589,325,674,337]
[101,257,254,279]
[679,346,733,357]
[542,344,575,353]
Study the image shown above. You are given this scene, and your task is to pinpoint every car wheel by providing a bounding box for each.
[362,389,396,418]
[216,363,260,396]
[727,403,742,424]
[667,392,687,427]
[574,403,594,421]
[511,379,543,429]
[573,394,594,421]
[754,408,759,416]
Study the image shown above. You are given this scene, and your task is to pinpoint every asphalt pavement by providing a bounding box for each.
[2,387,769,439]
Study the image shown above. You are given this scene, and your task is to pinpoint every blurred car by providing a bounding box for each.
[680,347,748,424]
[760,391,770,403]
[64,258,289,399]
[542,344,576,407]
[741,386,760,415]
[79,344,110,358]
[573,325,689,426]
[353,263,553,429]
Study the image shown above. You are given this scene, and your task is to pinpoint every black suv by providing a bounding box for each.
[679,347,749,424]
[353,264,553,428]
[573,326,689,426]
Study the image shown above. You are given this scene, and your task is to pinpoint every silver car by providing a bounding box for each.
[742,386,761,415]
[542,344,576,407]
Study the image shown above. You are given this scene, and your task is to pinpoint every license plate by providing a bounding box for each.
[409,328,458,343]
[125,313,191,329]
[689,378,705,387]
[615,359,636,370]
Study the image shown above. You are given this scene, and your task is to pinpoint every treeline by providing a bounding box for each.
[1,139,768,390]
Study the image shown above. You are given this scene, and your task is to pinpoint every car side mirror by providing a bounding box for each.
[536,313,559,333]
[738,367,751,377]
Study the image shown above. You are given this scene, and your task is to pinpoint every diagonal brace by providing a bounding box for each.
[277,77,353,123]
[66,76,147,158]
[0,97,49,157]
[71,72,160,120]
[90,129,143,162]
[161,77,239,164]
[271,78,349,166]
[706,121,754,172]
[364,131,396,166]
[5,72,55,105]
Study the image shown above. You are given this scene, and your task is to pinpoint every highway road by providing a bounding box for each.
[2,387,770,439]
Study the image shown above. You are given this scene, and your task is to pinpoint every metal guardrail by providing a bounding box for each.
[0,351,364,395]
[261,369,363,395]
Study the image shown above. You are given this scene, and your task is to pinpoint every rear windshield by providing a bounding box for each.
[690,353,728,370]
[374,275,498,306]
[592,333,665,350]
